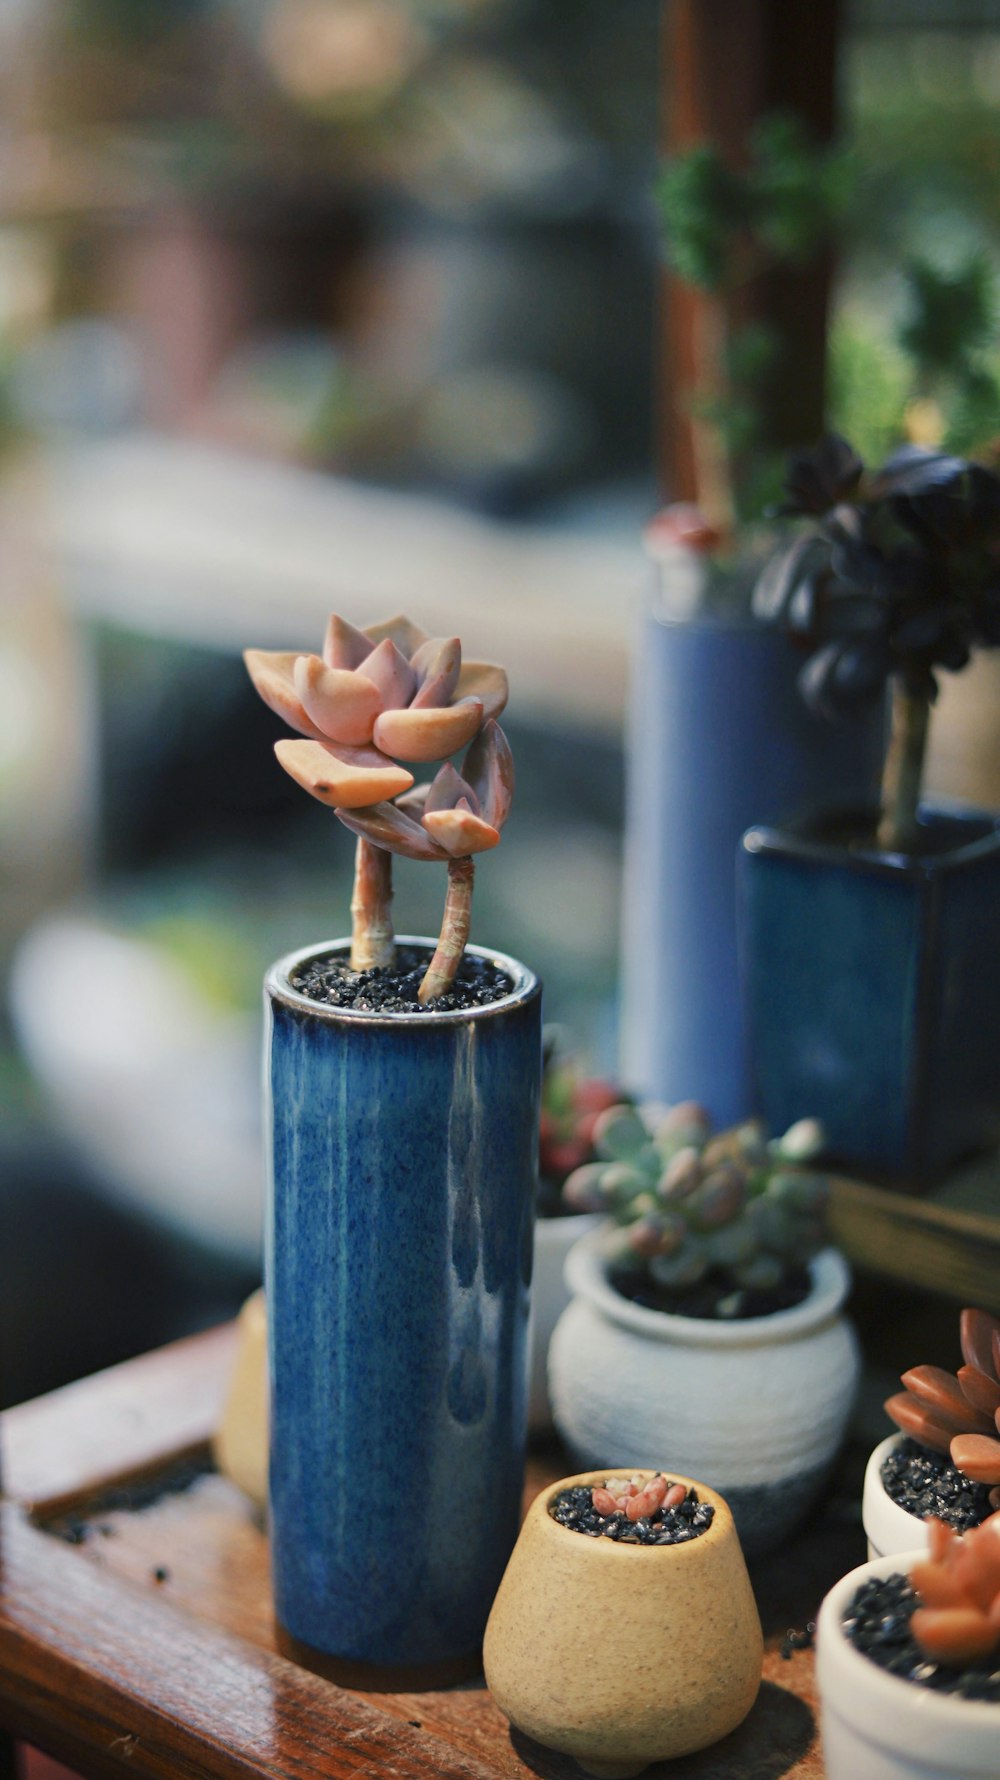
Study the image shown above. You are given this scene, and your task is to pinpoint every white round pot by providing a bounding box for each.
[548,1232,859,1553]
[863,1434,929,1561]
[817,1548,1000,1780]
[528,1212,600,1431]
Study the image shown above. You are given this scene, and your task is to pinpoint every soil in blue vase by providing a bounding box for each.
[291,943,512,1012]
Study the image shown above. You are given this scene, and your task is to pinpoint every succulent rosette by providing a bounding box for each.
[244,611,514,1000]
[886,1308,1000,1511]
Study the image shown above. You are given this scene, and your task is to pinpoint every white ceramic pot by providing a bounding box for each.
[528,1212,600,1431]
[548,1232,859,1553]
[863,1434,929,1561]
[817,1548,1000,1780]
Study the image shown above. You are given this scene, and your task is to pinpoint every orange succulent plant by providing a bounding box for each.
[245,613,513,1001]
[885,1308,1000,1511]
[910,1514,1000,1666]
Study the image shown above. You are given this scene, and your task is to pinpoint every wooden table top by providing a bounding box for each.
[0,1324,865,1779]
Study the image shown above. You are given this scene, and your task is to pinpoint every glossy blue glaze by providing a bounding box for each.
[265,938,541,1668]
[620,602,884,1126]
[740,806,1000,1177]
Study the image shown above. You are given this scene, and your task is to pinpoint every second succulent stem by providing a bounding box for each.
[418,856,474,1003]
[350,837,395,971]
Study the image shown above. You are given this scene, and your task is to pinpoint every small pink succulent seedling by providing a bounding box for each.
[909,1513,1000,1666]
[591,1474,687,1522]
[885,1308,1000,1511]
[245,612,513,1001]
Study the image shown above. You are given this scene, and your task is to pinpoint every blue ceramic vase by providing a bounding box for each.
[265,936,541,1680]
[740,805,1000,1179]
[620,575,884,1127]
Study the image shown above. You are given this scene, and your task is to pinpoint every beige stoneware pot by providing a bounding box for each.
[483,1468,762,1779]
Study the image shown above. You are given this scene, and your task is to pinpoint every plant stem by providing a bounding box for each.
[689,292,736,546]
[350,837,394,971]
[877,680,931,854]
[418,857,474,1003]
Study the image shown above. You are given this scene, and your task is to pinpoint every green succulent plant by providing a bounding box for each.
[563,1101,829,1318]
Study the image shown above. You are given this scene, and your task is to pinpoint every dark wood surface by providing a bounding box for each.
[1,1327,864,1779]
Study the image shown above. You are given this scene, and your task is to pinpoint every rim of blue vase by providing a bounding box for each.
[265,934,540,1026]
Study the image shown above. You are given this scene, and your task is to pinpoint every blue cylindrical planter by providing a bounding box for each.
[620,567,885,1126]
[265,937,541,1678]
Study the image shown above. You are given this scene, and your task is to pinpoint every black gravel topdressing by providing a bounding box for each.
[550,1482,715,1545]
[291,945,513,1013]
[880,1437,995,1532]
[844,1572,1000,1703]
[609,1262,812,1321]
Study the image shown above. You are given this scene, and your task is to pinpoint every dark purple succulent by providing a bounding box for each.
[754,437,1000,850]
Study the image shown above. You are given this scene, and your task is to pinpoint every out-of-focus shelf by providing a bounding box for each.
[829,1157,1000,1312]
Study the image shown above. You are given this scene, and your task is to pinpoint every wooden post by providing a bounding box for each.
[659,0,843,501]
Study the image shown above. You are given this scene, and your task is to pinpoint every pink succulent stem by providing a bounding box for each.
[418,856,474,1003]
[349,837,395,971]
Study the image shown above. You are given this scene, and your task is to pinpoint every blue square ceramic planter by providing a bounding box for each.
[740,806,1000,1179]
[265,936,541,1681]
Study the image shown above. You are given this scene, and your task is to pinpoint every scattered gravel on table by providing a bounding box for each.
[844,1572,1000,1703]
[550,1481,715,1545]
[881,1437,994,1532]
[291,946,512,1013]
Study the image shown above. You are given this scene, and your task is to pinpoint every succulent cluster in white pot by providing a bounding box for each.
[548,1103,860,1552]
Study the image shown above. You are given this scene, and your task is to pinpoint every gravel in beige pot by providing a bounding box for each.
[483,1468,762,1778]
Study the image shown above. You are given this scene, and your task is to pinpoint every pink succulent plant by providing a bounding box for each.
[245,612,513,1000]
[909,1514,1000,1666]
[885,1308,1000,1511]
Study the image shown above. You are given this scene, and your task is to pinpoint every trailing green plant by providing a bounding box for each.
[562,1101,828,1318]
[753,436,1000,852]
[245,612,513,1002]
[886,1308,1000,1513]
[656,111,849,535]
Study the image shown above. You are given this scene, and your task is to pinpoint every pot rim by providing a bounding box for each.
[563,1230,850,1349]
[863,1433,930,1557]
[265,935,540,1026]
[528,1467,734,1556]
[816,1548,1000,1765]
[743,799,1000,879]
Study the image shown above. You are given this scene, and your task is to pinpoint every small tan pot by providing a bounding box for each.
[483,1469,762,1779]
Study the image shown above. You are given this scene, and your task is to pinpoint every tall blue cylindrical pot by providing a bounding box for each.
[620,559,885,1127]
[265,937,541,1678]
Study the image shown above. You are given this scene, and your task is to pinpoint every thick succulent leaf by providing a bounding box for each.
[244,649,327,740]
[776,434,864,516]
[902,1365,995,1433]
[910,1606,998,1666]
[462,719,514,831]
[410,637,462,709]
[454,660,509,720]
[323,613,373,672]
[960,1308,1000,1380]
[424,761,479,816]
[872,445,967,499]
[797,637,890,718]
[951,1432,1000,1483]
[273,739,413,810]
[959,1365,1000,1416]
[752,532,826,622]
[395,782,431,818]
[293,653,382,745]
[422,804,500,857]
[359,637,417,711]
[883,1390,954,1455]
[374,697,483,763]
[362,613,429,658]
[336,799,446,861]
